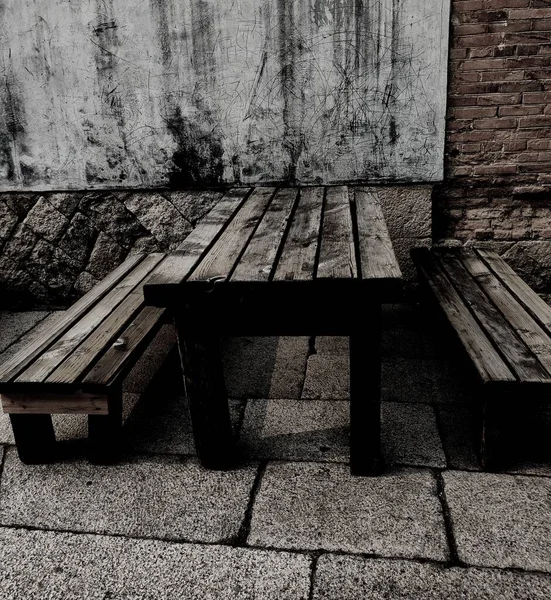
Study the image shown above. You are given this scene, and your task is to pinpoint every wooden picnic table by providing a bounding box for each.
[143,185,402,475]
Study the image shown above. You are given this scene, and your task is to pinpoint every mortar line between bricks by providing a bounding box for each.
[434,469,461,567]
[2,521,551,578]
[234,459,268,546]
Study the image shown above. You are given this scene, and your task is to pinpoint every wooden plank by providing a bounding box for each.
[0,253,145,384]
[273,187,324,282]
[231,188,298,282]
[412,249,515,383]
[354,188,402,280]
[15,253,165,385]
[82,306,166,390]
[316,186,357,279]
[188,187,276,282]
[145,188,251,289]
[2,392,108,414]
[438,253,549,383]
[461,251,551,378]
[477,248,551,338]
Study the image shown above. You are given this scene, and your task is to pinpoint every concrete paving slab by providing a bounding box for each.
[0,311,63,362]
[240,399,445,468]
[125,394,244,455]
[443,471,551,572]
[239,399,349,463]
[383,402,446,468]
[0,527,312,600]
[314,336,348,356]
[382,327,425,358]
[0,450,257,544]
[123,324,176,393]
[223,336,309,399]
[248,462,448,561]
[313,554,551,600]
[301,355,349,400]
[382,358,471,404]
[0,310,53,354]
[437,405,480,471]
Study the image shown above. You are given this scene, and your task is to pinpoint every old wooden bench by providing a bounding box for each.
[144,185,402,475]
[0,253,168,464]
[412,246,551,469]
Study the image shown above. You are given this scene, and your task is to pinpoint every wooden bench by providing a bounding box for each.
[412,246,551,469]
[0,253,168,464]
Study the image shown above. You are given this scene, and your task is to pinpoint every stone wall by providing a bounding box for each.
[435,0,551,291]
[0,185,431,307]
[0,190,221,307]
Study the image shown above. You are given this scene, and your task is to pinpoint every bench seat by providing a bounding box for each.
[0,253,169,464]
[412,246,551,469]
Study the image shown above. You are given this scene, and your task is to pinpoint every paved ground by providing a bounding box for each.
[0,305,550,598]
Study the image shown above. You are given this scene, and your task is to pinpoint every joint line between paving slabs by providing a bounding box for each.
[234,459,268,547]
[307,552,322,600]
[434,469,461,566]
[433,405,451,468]
[0,445,6,491]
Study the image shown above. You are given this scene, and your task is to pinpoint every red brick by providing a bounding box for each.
[469,47,495,58]
[453,23,488,35]
[503,140,527,151]
[448,130,495,142]
[477,93,522,104]
[450,48,469,59]
[508,8,551,20]
[519,162,551,172]
[523,91,551,103]
[478,70,525,81]
[452,82,501,94]
[473,117,518,128]
[532,19,551,32]
[516,44,542,56]
[488,21,532,33]
[458,58,508,70]
[527,139,551,150]
[456,33,507,47]
[519,115,551,127]
[539,45,551,54]
[454,106,498,118]
[516,152,540,162]
[473,164,517,175]
[454,1,485,11]
[506,56,550,67]
[483,0,529,8]
[498,105,542,116]
[498,81,545,92]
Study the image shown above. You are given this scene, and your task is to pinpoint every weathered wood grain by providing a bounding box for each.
[82,307,166,391]
[15,253,164,384]
[1,392,108,415]
[188,187,275,282]
[273,187,324,282]
[0,253,145,384]
[462,252,551,378]
[231,188,298,282]
[317,186,357,279]
[354,188,402,281]
[438,253,549,383]
[413,249,516,384]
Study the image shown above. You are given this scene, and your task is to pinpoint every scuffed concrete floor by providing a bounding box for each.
[0,305,551,598]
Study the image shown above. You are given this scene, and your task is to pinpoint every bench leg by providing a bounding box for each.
[479,399,510,472]
[10,414,57,464]
[175,317,234,470]
[349,301,384,476]
[88,390,123,465]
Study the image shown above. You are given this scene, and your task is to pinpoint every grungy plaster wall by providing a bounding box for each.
[0,0,450,191]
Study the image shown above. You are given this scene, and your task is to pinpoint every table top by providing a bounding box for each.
[143,185,402,307]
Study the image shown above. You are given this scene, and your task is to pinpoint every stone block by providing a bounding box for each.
[313,555,551,600]
[124,192,193,250]
[222,336,309,399]
[73,271,100,295]
[26,239,80,299]
[392,236,432,281]
[1,223,37,264]
[249,462,448,560]
[58,212,97,265]
[85,232,127,280]
[2,193,38,218]
[0,450,257,544]
[48,192,82,217]
[0,528,312,600]
[80,192,146,246]
[443,471,551,572]
[0,201,18,241]
[166,189,223,225]
[374,185,433,239]
[502,241,551,291]
[23,196,69,243]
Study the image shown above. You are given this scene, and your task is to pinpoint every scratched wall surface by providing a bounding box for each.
[0,0,450,190]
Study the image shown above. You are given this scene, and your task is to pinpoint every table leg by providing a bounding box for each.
[349,301,384,476]
[175,316,234,469]
[10,414,57,464]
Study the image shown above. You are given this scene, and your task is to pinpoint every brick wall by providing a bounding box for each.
[435,0,551,290]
